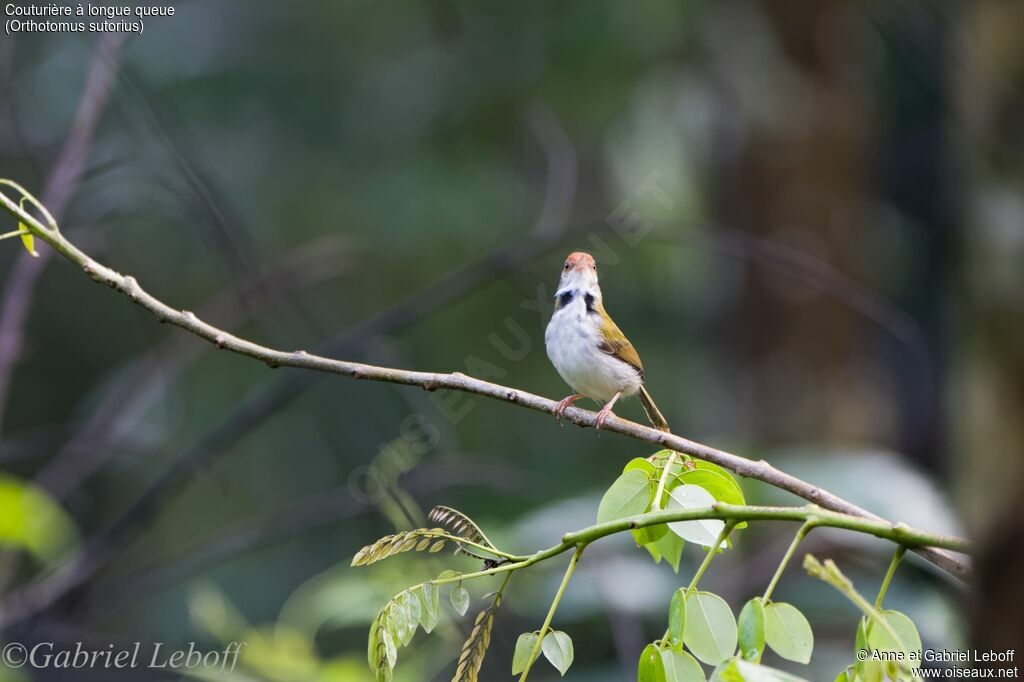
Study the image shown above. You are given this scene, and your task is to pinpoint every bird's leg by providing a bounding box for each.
[594,391,622,431]
[553,393,584,424]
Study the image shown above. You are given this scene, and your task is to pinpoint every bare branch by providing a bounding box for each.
[0,190,971,587]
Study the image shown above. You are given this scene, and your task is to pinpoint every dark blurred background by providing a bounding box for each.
[0,1,1021,680]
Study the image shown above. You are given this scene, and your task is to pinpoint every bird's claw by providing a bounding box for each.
[595,408,614,431]
[553,395,581,425]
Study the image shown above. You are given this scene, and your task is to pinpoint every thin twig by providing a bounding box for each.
[518,545,584,681]
[762,520,815,602]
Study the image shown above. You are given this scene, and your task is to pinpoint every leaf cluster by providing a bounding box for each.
[368,583,441,681]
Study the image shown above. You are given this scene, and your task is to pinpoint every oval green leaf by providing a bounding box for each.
[638,643,668,682]
[450,585,470,617]
[401,590,421,635]
[16,198,38,257]
[625,457,658,477]
[542,630,574,676]
[633,523,669,547]
[764,602,813,664]
[677,469,745,506]
[653,531,685,573]
[864,610,922,666]
[737,597,767,661]
[388,603,411,649]
[666,485,725,547]
[690,459,735,478]
[677,469,747,529]
[684,591,738,666]
[512,632,540,675]
[662,649,705,682]
[417,583,440,633]
[668,588,687,648]
[597,469,653,524]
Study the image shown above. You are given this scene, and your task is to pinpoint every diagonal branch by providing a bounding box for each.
[0,190,971,582]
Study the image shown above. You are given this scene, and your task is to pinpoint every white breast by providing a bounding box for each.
[545,292,643,404]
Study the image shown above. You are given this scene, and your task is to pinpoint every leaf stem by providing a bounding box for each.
[433,530,527,561]
[686,521,737,595]
[518,544,585,682]
[653,451,678,510]
[422,502,967,591]
[874,545,907,609]
[803,555,908,654]
[659,522,738,644]
[762,520,815,602]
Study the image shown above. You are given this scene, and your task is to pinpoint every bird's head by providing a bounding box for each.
[557,251,599,291]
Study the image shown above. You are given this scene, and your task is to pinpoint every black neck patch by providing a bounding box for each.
[584,292,596,313]
[556,289,575,309]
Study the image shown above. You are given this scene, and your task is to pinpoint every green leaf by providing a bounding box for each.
[597,469,653,524]
[417,583,440,633]
[400,590,421,642]
[380,624,397,669]
[653,530,685,572]
[676,469,745,506]
[684,591,738,666]
[638,643,668,682]
[450,585,470,617]
[666,485,725,547]
[862,610,922,666]
[690,459,734,477]
[763,602,813,664]
[677,469,747,529]
[389,599,412,647]
[633,523,669,547]
[0,474,78,562]
[855,659,886,682]
[662,649,705,682]
[737,598,766,661]
[542,630,574,676]
[17,198,38,257]
[18,224,36,256]
[711,658,810,681]
[624,457,658,477]
[668,588,687,648]
[834,667,854,682]
[512,633,539,675]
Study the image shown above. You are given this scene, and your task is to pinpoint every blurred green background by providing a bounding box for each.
[1,1,1021,680]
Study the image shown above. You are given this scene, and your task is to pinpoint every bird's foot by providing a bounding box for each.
[553,394,583,424]
[594,407,616,430]
[594,392,622,431]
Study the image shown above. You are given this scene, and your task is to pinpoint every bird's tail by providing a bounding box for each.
[639,386,671,432]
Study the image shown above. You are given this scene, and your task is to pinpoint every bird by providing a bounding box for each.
[544,251,670,432]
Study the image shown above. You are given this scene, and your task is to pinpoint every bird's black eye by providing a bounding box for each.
[563,262,570,271]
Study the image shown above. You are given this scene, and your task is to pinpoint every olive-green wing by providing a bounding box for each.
[595,301,644,380]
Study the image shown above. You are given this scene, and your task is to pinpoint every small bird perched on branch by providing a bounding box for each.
[545,251,670,431]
